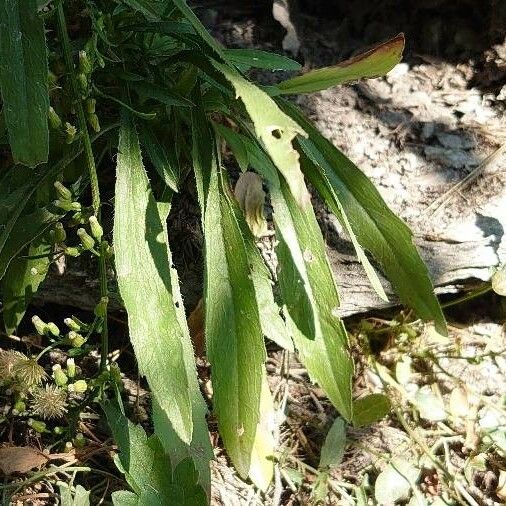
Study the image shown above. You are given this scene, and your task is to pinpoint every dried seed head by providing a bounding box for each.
[0,350,27,381]
[31,385,68,420]
[12,357,47,387]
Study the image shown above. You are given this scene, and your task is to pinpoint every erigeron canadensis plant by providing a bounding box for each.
[0,0,446,501]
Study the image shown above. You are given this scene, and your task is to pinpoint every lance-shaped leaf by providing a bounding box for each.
[0,0,49,166]
[277,34,404,95]
[3,235,52,334]
[279,100,447,335]
[139,126,180,192]
[212,62,309,206]
[271,178,354,421]
[152,196,213,499]
[224,49,301,71]
[114,111,192,443]
[196,126,274,486]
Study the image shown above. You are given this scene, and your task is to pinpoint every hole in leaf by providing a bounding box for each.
[271,129,282,139]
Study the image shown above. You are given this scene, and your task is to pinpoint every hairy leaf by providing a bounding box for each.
[319,417,346,470]
[0,0,49,166]
[194,112,274,486]
[271,178,353,420]
[277,34,404,94]
[139,127,180,191]
[130,81,193,108]
[225,49,301,71]
[114,111,192,443]
[352,394,391,427]
[0,206,62,281]
[2,236,52,334]
[103,402,174,499]
[152,197,213,498]
[280,100,447,335]
[213,62,309,206]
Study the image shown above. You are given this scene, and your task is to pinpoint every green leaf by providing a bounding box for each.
[374,457,420,505]
[121,0,166,20]
[130,81,193,108]
[152,196,213,499]
[352,394,391,427]
[212,62,309,206]
[271,178,353,421]
[58,484,90,506]
[213,123,249,172]
[0,205,63,281]
[139,126,180,192]
[113,111,192,443]
[112,491,138,506]
[0,146,82,279]
[171,0,226,57]
[195,118,274,487]
[319,417,346,469]
[103,402,175,500]
[225,49,301,71]
[413,388,446,422]
[277,34,404,95]
[0,0,49,166]
[2,235,52,334]
[279,100,447,335]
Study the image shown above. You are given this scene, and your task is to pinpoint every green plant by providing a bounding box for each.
[0,0,446,500]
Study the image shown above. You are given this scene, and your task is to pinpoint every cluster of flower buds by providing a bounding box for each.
[32,316,60,338]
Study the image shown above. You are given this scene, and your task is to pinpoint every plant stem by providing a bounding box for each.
[56,2,100,214]
[56,2,109,371]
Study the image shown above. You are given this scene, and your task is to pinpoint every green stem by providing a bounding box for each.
[441,284,492,309]
[57,2,109,371]
[56,2,100,214]
[99,241,109,370]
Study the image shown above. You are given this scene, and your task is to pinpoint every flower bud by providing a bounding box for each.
[65,122,77,144]
[77,72,88,94]
[64,246,81,258]
[68,331,85,348]
[68,379,87,393]
[64,317,81,332]
[30,267,38,276]
[46,322,60,337]
[64,441,73,452]
[88,113,100,133]
[54,426,64,435]
[66,358,76,379]
[86,98,96,114]
[48,106,62,129]
[54,199,81,212]
[28,418,47,433]
[52,364,68,387]
[32,315,48,335]
[79,50,92,75]
[54,222,66,243]
[13,400,26,414]
[74,432,86,448]
[54,181,72,201]
[89,216,103,241]
[94,297,108,318]
[77,228,95,250]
